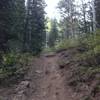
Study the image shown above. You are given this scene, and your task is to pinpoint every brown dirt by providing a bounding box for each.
[0,49,99,100]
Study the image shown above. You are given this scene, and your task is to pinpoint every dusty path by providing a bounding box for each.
[0,52,80,100]
[35,55,75,100]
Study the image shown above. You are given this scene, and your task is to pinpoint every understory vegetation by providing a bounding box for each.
[0,0,46,84]
[58,30,100,65]
[0,53,33,85]
[54,30,100,99]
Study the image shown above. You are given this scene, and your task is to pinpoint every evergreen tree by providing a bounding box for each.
[95,0,100,28]
[24,0,46,54]
[0,0,11,52]
[48,19,58,47]
[9,0,25,52]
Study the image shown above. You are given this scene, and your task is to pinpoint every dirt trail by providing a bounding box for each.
[0,52,80,100]
[36,55,76,100]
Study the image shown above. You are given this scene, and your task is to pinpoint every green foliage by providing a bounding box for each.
[42,47,55,53]
[75,50,95,61]
[0,0,11,51]
[0,0,46,54]
[8,0,25,52]
[55,38,79,50]
[48,18,59,47]
[94,45,100,54]
[95,0,100,27]
[70,31,100,92]
[0,53,32,79]
[79,66,100,77]
[77,30,100,57]
[3,54,17,66]
[0,0,46,83]
[23,0,46,53]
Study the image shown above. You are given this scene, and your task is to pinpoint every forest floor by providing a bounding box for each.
[0,48,100,100]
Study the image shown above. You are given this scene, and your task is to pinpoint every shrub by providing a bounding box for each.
[55,38,79,51]
[0,53,32,80]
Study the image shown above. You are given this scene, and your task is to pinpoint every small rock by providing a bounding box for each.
[35,70,42,74]
[43,91,47,97]
[20,81,30,87]
[18,90,24,94]
[16,81,30,92]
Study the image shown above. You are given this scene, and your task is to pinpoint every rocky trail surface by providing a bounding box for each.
[0,49,97,100]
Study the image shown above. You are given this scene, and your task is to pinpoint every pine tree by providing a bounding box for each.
[9,0,25,52]
[24,0,46,54]
[0,0,46,54]
[95,0,100,28]
[48,19,58,47]
[0,0,11,52]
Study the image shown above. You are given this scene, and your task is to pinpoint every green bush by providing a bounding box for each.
[0,53,32,80]
[94,45,100,54]
[55,38,79,51]
[42,47,55,53]
[3,53,17,66]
